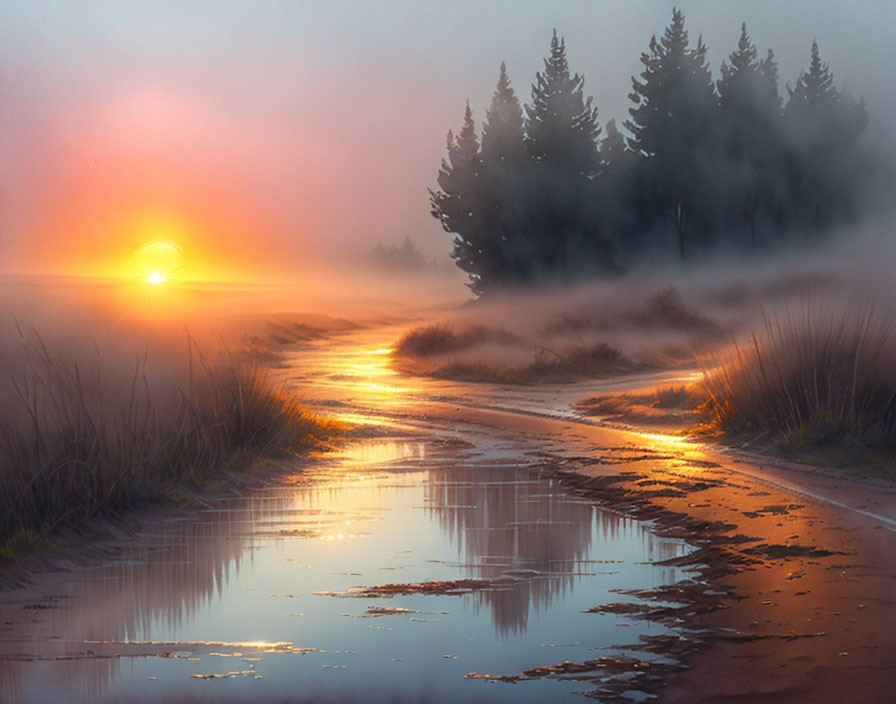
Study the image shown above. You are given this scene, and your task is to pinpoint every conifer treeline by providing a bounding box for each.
[430,9,871,295]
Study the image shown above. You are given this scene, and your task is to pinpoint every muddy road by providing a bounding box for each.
[2,324,896,703]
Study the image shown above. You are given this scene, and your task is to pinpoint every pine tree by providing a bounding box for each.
[482,62,525,164]
[626,8,718,260]
[598,119,627,174]
[716,23,783,247]
[526,31,600,172]
[429,103,493,294]
[759,49,782,112]
[480,62,531,281]
[783,41,868,228]
[787,41,836,108]
[525,31,602,276]
[594,119,637,265]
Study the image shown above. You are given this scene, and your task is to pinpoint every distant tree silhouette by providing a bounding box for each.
[480,62,531,282]
[783,41,868,229]
[716,24,784,247]
[525,30,602,275]
[482,63,525,165]
[626,8,718,260]
[594,119,638,265]
[429,11,876,295]
[430,103,491,294]
[789,40,836,106]
[598,118,626,172]
[365,237,429,272]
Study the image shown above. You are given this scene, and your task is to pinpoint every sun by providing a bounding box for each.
[134,240,184,283]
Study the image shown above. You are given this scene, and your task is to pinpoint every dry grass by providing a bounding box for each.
[0,325,335,542]
[700,304,896,456]
[637,287,723,336]
[393,324,520,358]
[525,343,642,381]
[393,288,721,386]
[402,341,643,384]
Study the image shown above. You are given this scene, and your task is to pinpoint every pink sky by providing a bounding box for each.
[0,1,891,281]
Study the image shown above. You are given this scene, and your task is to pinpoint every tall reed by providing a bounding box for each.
[700,303,896,453]
[0,327,327,540]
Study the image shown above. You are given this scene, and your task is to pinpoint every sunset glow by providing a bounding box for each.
[1,4,894,704]
[134,239,183,282]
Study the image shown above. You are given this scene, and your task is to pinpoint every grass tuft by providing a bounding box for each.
[0,530,51,563]
[700,304,896,457]
[575,384,704,430]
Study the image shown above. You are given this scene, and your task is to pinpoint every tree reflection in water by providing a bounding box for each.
[0,443,690,703]
[425,463,683,636]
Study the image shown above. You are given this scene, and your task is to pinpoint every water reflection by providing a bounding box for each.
[0,440,692,704]
[338,440,426,465]
[0,497,276,700]
[426,463,684,636]
[283,336,422,415]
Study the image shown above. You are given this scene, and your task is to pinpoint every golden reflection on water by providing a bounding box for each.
[287,337,435,427]
[0,438,692,702]
[328,411,396,427]
[282,334,431,416]
[638,432,697,452]
[337,441,426,465]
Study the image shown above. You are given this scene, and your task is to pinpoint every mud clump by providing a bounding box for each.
[320,579,499,598]
[361,606,422,617]
[583,602,655,616]
[466,655,684,702]
[742,503,804,518]
[523,657,651,677]
[742,543,846,559]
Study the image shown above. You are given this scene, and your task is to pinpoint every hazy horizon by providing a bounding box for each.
[2,1,892,281]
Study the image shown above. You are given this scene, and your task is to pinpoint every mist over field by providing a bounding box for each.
[3,4,896,704]
[1,0,894,502]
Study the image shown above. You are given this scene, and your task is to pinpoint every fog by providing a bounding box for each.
[1,0,895,401]
[5,11,896,704]
[384,217,896,385]
[1,1,894,279]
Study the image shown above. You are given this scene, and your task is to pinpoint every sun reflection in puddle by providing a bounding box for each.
[634,430,710,459]
[337,441,426,465]
[282,334,433,417]
[329,411,396,427]
[638,432,694,450]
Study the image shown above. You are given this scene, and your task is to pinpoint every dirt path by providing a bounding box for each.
[287,325,896,702]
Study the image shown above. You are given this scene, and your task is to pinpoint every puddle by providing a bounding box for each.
[0,440,693,703]
[336,441,426,465]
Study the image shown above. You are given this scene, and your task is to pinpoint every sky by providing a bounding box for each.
[1,1,893,281]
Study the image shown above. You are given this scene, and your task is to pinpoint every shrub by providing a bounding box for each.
[393,324,520,358]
